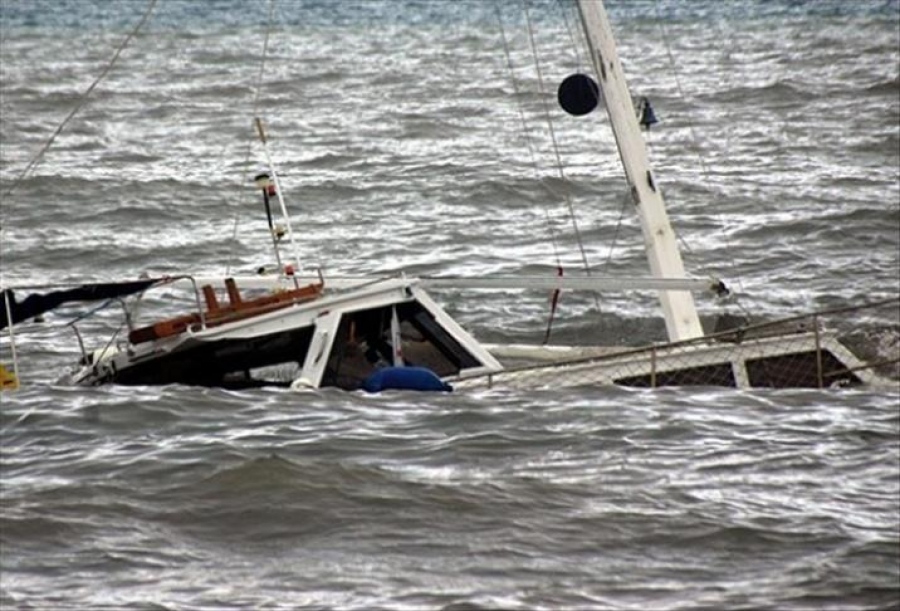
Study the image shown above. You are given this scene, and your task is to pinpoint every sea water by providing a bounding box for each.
[1,1,898,609]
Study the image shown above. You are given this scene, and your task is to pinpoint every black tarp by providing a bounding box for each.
[0,279,158,330]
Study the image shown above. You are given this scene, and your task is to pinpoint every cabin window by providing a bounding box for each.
[746,351,861,388]
[116,326,314,389]
[322,302,481,390]
[211,326,315,387]
[615,363,736,388]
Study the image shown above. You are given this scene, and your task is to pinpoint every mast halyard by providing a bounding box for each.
[575,0,704,342]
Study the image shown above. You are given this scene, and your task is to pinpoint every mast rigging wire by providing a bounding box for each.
[496,1,573,343]
[2,0,159,200]
[494,2,563,271]
[651,1,748,298]
[226,0,278,276]
[520,1,599,309]
[555,0,630,275]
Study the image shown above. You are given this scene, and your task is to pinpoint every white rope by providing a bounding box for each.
[2,0,158,199]
[556,0,629,275]
[602,191,631,270]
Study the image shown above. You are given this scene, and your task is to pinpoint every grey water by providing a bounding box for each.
[1,1,898,609]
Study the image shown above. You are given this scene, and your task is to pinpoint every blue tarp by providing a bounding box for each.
[362,367,452,393]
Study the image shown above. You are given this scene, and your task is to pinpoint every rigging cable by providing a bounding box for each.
[494,2,566,343]
[226,0,278,276]
[602,191,632,271]
[556,0,584,70]
[494,3,563,272]
[557,0,631,275]
[520,0,601,317]
[651,0,748,302]
[2,0,159,200]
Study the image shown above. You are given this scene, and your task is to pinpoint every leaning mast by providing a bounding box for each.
[576,0,704,342]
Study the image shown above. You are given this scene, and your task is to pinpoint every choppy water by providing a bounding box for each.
[1,1,899,609]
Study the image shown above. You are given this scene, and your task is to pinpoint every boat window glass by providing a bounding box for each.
[118,326,315,389]
[322,301,481,390]
[746,351,861,388]
[615,363,736,388]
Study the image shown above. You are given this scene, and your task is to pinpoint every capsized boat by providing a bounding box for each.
[52,270,896,391]
[2,0,897,392]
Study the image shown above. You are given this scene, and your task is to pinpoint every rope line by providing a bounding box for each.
[652,0,751,313]
[494,2,563,270]
[2,0,159,200]
[521,2,594,280]
[556,0,584,72]
[521,0,602,319]
[602,191,631,270]
[651,3,744,279]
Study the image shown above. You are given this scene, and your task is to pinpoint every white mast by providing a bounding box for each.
[255,118,303,275]
[576,0,704,342]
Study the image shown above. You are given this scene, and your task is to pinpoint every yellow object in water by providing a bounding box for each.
[0,364,19,391]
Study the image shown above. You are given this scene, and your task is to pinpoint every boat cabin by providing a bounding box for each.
[72,276,502,390]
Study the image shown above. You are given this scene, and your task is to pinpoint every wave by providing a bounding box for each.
[714,79,808,104]
[848,132,900,157]
[864,75,900,95]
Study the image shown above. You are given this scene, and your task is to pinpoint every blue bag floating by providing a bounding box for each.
[362,367,452,393]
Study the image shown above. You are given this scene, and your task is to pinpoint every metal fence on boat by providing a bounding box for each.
[453,298,900,391]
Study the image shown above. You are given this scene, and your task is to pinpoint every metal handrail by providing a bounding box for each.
[468,297,900,382]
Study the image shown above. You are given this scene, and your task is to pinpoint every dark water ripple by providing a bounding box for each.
[2,1,900,609]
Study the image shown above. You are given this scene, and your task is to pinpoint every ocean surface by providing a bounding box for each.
[1,0,899,609]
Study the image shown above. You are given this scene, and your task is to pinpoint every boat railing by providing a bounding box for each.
[62,273,326,363]
[63,274,203,365]
[123,274,324,345]
[461,297,900,389]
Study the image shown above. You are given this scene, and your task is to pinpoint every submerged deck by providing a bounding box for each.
[455,299,900,391]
